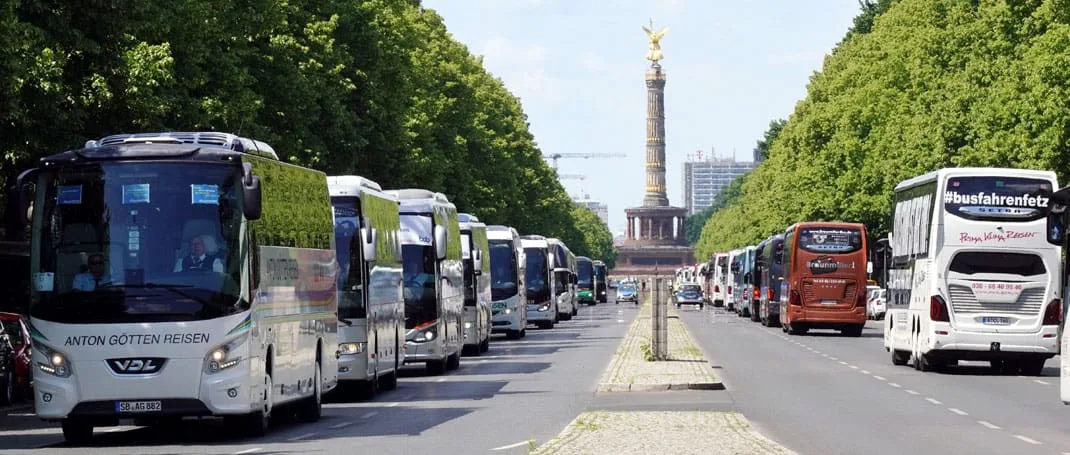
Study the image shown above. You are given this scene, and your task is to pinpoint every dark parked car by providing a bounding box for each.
[0,313,30,404]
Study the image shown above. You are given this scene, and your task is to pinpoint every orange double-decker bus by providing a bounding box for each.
[779,221,869,336]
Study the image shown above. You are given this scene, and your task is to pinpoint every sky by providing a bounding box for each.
[421,0,863,234]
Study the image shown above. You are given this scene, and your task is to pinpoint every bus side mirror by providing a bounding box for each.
[473,249,483,275]
[433,225,447,260]
[241,163,262,221]
[361,227,378,262]
[15,168,38,224]
[1046,205,1066,246]
[867,261,874,275]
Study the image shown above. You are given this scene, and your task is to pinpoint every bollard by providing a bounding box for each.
[651,277,668,360]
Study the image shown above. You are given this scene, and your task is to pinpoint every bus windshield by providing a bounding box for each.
[577,261,593,288]
[594,265,606,282]
[29,162,244,324]
[489,240,518,301]
[944,176,1052,221]
[402,243,437,329]
[524,248,550,304]
[798,227,863,255]
[332,196,366,319]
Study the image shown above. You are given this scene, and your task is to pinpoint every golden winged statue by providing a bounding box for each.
[642,19,669,63]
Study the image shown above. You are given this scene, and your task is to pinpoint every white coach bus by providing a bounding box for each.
[486,226,527,339]
[328,176,404,398]
[389,189,464,374]
[458,213,491,355]
[884,167,1060,375]
[15,132,339,443]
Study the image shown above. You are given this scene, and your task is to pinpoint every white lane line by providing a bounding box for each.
[1013,435,1042,445]
[480,359,489,364]
[330,421,355,429]
[491,440,534,451]
[436,377,447,383]
[830,357,839,361]
[849,365,859,370]
[1033,379,1050,385]
[813,350,822,354]
[860,370,871,374]
[288,432,317,441]
[888,383,901,388]
[905,389,919,395]
[839,361,848,365]
[873,375,886,381]
[926,398,942,405]
[235,448,262,454]
[822,353,829,357]
[387,402,400,407]
[978,420,1001,430]
[949,408,968,415]
[361,411,379,419]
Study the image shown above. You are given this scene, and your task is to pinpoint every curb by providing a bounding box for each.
[596,380,725,392]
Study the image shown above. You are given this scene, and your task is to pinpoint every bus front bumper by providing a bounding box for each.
[492,301,523,332]
[34,358,256,420]
[403,339,446,363]
[527,304,554,322]
[337,351,370,381]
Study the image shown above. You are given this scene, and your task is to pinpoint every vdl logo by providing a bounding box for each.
[107,357,167,375]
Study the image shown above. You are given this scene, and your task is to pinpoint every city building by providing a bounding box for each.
[574,197,609,227]
[681,154,757,215]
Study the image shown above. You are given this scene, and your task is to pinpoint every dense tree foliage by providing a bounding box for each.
[571,205,617,268]
[0,0,615,259]
[697,0,1070,259]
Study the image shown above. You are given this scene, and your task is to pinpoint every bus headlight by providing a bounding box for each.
[503,308,512,314]
[35,343,71,378]
[204,334,248,374]
[538,304,551,312]
[339,342,365,355]
[464,322,473,329]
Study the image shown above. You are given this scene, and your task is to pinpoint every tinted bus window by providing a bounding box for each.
[798,227,863,254]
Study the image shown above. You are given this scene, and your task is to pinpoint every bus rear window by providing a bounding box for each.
[944,176,1051,221]
[797,228,863,254]
[949,252,1046,276]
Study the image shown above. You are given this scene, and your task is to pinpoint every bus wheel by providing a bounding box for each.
[296,360,322,422]
[427,359,446,375]
[891,350,909,366]
[507,330,521,340]
[61,419,94,445]
[446,352,461,370]
[842,325,863,337]
[480,337,490,353]
[380,369,398,391]
[1019,358,1046,376]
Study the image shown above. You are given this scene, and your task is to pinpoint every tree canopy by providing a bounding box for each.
[696,0,1070,259]
[0,0,615,260]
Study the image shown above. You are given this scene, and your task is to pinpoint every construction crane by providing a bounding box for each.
[556,173,587,181]
[543,153,627,171]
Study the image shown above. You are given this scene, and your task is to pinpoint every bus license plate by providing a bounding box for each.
[820,299,837,305]
[982,316,1011,325]
[116,401,162,413]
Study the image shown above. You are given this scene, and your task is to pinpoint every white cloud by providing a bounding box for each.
[766,50,828,66]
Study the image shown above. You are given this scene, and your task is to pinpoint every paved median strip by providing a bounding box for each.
[530,411,797,455]
[596,297,722,392]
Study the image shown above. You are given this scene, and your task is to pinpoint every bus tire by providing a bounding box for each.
[480,337,490,353]
[61,419,94,445]
[426,359,446,375]
[891,350,910,366]
[507,330,521,340]
[446,352,461,370]
[1019,358,1046,376]
[380,369,398,391]
[296,359,322,423]
[842,325,864,337]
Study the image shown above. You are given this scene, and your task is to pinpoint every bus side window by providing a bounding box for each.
[249,229,259,292]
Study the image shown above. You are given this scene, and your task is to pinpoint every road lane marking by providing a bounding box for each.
[436,378,447,382]
[873,375,886,381]
[1033,379,1049,385]
[849,365,859,369]
[288,432,317,441]
[491,440,534,451]
[1013,435,1041,445]
[949,408,967,416]
[387,402,400,407]
[888,383,901,388]
[361,411,379,419]
[839,361,848,365]
[860,370,870,374]
[926,398,942,405]
[978,420,1000,430]
[330,421,355,429]
[234,449,262,454]
[905,390,919,395]
[830,357,838,361]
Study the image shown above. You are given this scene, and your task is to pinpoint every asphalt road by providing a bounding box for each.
[678,306,1070,455]
[0,293,637,454]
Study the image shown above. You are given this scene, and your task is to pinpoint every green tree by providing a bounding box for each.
[698,0,1070,255]
[570,204,618,268]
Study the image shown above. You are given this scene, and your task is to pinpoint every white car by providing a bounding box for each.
[867,289,886,320]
